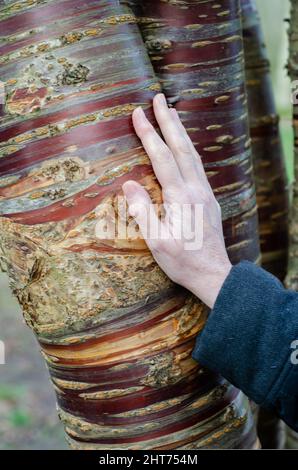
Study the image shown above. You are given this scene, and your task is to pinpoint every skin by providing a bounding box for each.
[122,93,232,309]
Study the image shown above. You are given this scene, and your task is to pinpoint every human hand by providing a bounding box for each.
[122,94,232,309]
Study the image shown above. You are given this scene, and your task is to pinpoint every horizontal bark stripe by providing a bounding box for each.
[57,371,229,417]
[0,110,151,176]
[47,337,201,383]
[41,317,205,366]
[0,87,155,143]
[0,0,113,36]
[57,382,226,427]
[4,164,151,223]
[0,15,138,60]
[149,37,243,67]
[41,290,189,347]
[62,388,240,444]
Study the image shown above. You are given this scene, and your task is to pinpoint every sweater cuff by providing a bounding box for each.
[192,261,294,407]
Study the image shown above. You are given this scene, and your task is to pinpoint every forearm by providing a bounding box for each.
[192,261,298,431]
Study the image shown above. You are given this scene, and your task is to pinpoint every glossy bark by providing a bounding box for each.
[241,0,289,281]
[0,0,257,449]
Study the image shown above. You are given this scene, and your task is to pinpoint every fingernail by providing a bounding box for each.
[135,106,146,120]
[157,93,167,105]
[122,181,137,198]
[122,181,132,194]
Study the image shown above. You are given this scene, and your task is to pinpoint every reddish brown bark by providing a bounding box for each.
[241,0,289,281]
[0,0,258,449]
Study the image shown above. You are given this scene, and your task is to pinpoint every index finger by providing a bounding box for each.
[132,106,183,191]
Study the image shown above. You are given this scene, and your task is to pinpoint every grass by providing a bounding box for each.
[0,385,26,401]
[8,409,32,428]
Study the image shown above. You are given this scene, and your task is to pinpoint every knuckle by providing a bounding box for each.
[173,139,191,156]
[180,185,198,205]
[163,185,179,201]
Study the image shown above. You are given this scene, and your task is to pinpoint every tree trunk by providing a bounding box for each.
[241,0,289,449]
[0,0,258,449]
[241,0,289,281]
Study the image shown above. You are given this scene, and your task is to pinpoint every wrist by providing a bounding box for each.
[208,261,232,309]
[189,260,232,309]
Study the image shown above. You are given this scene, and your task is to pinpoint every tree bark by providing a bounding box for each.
[0,0,258,449]
[241,0,289,281]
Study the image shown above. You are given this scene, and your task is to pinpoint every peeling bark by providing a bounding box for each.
[0,0,258,449]
[241,0,289,281]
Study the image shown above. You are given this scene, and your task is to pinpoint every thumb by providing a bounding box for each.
[122,180,159,243]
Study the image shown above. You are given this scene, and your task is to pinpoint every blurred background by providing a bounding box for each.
[0,0,294,450]
[256,0,294,182]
